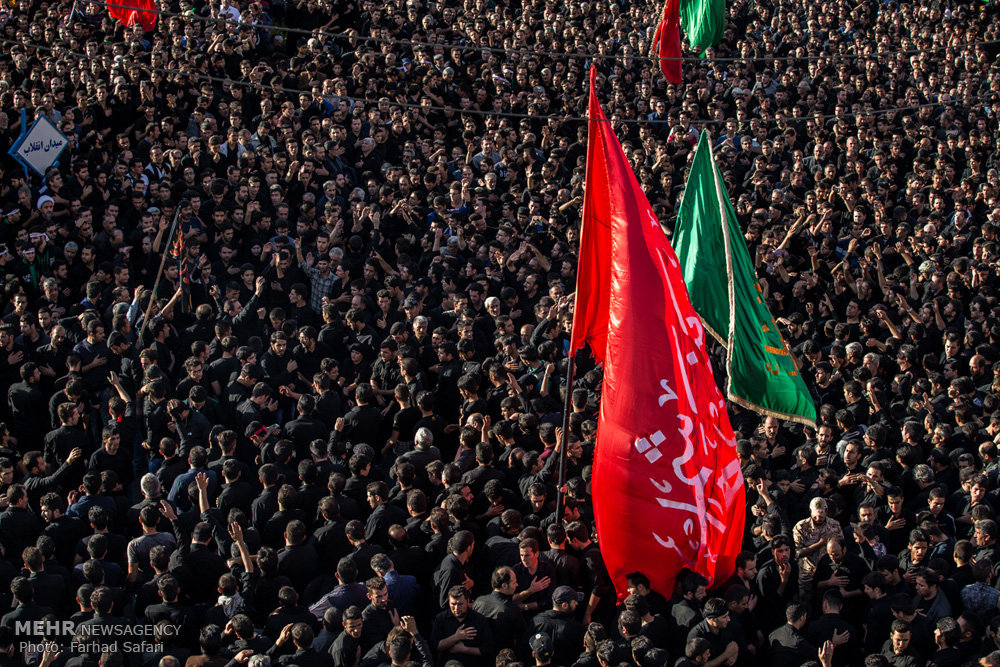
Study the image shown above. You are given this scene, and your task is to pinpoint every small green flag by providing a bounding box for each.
[673,131,818,427]
[680,0,725,56]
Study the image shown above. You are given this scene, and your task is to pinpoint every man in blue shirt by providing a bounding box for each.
[167,445,217,511]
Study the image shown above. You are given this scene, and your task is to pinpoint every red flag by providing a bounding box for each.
[107,0,157,32]
[168,224,191,285]
[573,67,744,599]
[655,0,682,84]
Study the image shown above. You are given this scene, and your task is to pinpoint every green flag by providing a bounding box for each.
[680,0,725,56]
[673,131,817,427]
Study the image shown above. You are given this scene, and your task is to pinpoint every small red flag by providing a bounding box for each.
[169,224,191,285]
[655,0,682,84]
[572,68,744,599]
[107,0,158,32]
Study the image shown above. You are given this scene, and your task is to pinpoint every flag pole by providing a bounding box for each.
[177,225,188,313]
[555,351,576,520]
[556,65,599,520]
[136,208,181,347]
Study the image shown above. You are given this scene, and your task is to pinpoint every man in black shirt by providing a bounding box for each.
[625,571,670,618]
[40,491,88,566]
[0,577,53,629]
[346,519,383,583]
[624,594,670,650]
[756,536,799,633]
[329,605,364,667]
[276,519,320,593]
[283,395,329,458]
[434,342,463,421]
[331,384,382,450]
[527,586,585,667]
[566,520,615,626]
[23,447,83,511]
[881,619,923,667]
[161,502,228,605]
[364,481,407,550]
[0,485,42,561]
[513,537,557,616]
[43,402,90,469]
[430,586,495,667]
[267,622,330,667]
[805,590,858,666]
[862,571,893,654]
[168,399,212,456]
[370,339,403,406]
[668,572,707,655]
[7,362,47,449]
[674,637,712,667]
[251,464,281,532]
[927,617,963,667]
[433,530,475,610]
[360,576,399,654]
[769,602,818,664]
[88,425,133,490]
[686,598,741,667]
[813,536,868,620]
[473,566,525,646]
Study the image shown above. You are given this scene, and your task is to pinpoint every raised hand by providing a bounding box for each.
[401,615,418,635]
[818,641,834,667]
[195,471,210,492]
[159,499,177,522]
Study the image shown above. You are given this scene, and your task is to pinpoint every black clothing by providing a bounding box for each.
[433,554,472,610]
[429,609,495,667]
[360,604,398,653]
[768,623,816,665]
[0,506,42,561]
[881,639,923,667]
[277,542,321,592]
[473,590,526,647]
[687,619,743,665]
[528,608,586,667]
[364,501,407,550]
[331,404,383,449]
[167,519,229,605]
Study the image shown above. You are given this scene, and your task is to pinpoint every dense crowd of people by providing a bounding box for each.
[2,0,1000,665]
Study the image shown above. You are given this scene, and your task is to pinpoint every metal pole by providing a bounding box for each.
[135,208,181,347]
[19,109,28,183]
[177,224,187,313]
[554,351,577,520]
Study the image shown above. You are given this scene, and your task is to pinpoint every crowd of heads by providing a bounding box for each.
[3,0,1000,664]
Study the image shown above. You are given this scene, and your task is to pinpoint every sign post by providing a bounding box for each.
[8,114,70,179]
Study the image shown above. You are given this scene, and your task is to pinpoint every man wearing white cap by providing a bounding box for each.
[36,195,55,225]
